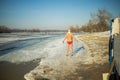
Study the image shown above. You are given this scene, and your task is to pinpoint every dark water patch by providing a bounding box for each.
[0,46,17,51]
[0,59,40,80]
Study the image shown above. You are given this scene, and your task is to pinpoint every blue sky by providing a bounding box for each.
[0,0,120,29]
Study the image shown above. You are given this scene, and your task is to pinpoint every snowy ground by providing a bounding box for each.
[24,31,110,80]
[23,36,93,80]
[0,32,109,80]
[0,32,89,80]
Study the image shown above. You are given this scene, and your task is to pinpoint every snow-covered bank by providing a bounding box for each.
[24,31,110,80]
[24,37,92,80]
[92,31,110,37]
[78,31,110,64]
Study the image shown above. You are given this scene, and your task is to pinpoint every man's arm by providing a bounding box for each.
[63,34,67,43]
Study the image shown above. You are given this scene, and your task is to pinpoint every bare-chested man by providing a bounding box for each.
[63,29,78,56]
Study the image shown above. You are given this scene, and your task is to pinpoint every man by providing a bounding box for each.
[63,29,78,56]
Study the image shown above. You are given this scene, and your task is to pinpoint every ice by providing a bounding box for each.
[0,33,63,62]
[0,32,90,80]
[0,33,91,80]
[24,36,90,80]
[0,33,85,63]
[0,32,59,44]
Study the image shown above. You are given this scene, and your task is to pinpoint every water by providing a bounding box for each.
[0,33,62,62]
[0,32,84,63]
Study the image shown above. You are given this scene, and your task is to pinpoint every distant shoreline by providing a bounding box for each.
[0,26,67,33]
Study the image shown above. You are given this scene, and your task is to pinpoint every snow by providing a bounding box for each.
[24,37,90,80]
[0,33,86,63]
[0,32,93,80]
[0,32,53,44]
[0,33,63,63]
[93,31,110,37]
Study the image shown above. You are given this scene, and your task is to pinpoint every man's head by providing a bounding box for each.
[68,29,71,33]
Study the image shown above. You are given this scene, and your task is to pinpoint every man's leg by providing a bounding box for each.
[66,44,69,56]
[69,44,73,56]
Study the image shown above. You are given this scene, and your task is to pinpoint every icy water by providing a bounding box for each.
[0,32,83,63]
[0,32,66,63]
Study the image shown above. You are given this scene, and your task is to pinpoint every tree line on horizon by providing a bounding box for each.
[0,8,114,33]
[0,25,67,33]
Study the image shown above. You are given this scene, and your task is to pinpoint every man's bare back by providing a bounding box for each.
[66,33,73,41]
[63,29,78,56]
